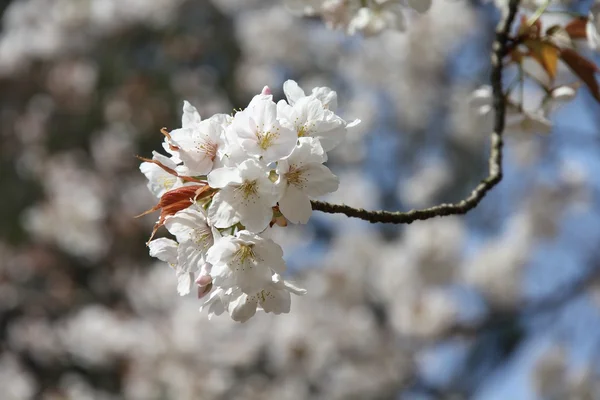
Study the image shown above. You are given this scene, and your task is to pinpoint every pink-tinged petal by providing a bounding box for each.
[182,101,201,128]
[261,86,272,95]
[279,185,313,224]
[208,167,242,188]
[302,164,339,197]
[196,274,212,287]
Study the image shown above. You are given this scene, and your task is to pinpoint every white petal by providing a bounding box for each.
[254,237,286,274]
[177,241,206,274]
[176,271,193,296]
[148,238,178,264]
[208,189,241,229]
[283,80,306,105]
[283,280,307,296]
[551,86,576,103]
[302,164,339,197]
[238,196,273,233]
[228,293,258,322]
[278,186,313,224]
[287,137,326,166]
[139,152,181,198]
[182,101,201,128]
[206,237,238,266]
[208,167,242,188]
[164,208,208,243]
[311,86,338,110]
[347,118,361,128]
[260,286,291,314]
[262,127,297,162]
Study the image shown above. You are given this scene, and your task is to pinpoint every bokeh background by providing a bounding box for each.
[2,0,600,399]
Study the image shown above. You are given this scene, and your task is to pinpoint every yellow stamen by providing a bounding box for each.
[238,180,258,199]
[235,244,256,264]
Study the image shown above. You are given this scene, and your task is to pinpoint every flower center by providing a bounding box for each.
[257,127,279,150]
[198,139,218,161]
[285,166,306,187]
[158,175,177,190]
[191,226,213,250]
[234,244,256,264]
[258,289,276,304]
[297,125,308,137]
[238,179,258,199]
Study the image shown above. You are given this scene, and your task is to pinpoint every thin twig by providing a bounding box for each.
[311,0,521,224]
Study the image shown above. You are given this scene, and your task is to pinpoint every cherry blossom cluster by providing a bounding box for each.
[284,0,432,36]
[139,81,359,322]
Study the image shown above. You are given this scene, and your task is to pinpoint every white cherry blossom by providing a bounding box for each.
[148,237,178,267]
[276,138,339,224]
[162,100,201,162]
[139,151,183,198]
[166,103,229,176]
[279,80,360,151]
[227,93,296,163]
[208,159,281,233]
[163,207,219,295]
[140,80,357,322]
[206,230,286,294]
[227,274,307,322]
[283,79,338,110]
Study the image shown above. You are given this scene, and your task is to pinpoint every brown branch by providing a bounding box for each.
[311,0,521,224]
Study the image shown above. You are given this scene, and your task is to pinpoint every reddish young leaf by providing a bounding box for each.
[564,17,588,40]
[136,184,214,241]
[560,48,600,103]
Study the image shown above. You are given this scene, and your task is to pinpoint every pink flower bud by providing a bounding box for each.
[196,274,213,299]
[196,275,212,287]
[197,283,213,299]
[261,86,272,95]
